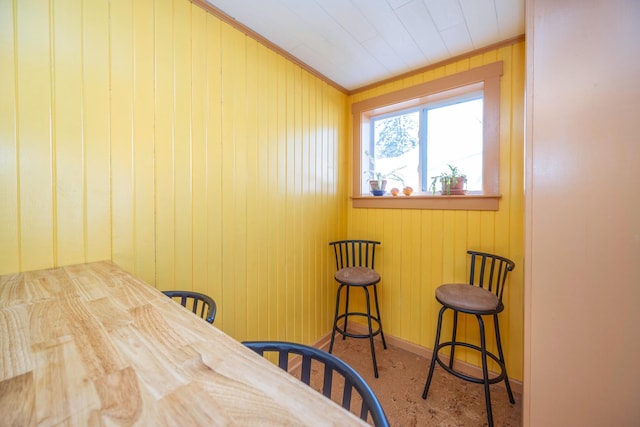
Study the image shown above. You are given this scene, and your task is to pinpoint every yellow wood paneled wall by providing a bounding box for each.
[346,43,526,381]
[1,0,525,380]
[0,0,347,343]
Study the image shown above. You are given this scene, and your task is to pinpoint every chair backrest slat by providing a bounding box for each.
[243,341,390,427]
[329,240,380,271]
[342,380,354,411]
[323,365,334,399]
[467,250,515,304]
[162,290,217,324]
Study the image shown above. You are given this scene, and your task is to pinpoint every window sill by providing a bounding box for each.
[351,194,501,211]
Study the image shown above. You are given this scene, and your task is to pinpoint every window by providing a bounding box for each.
[352,62,503,210]
[365,90,483,194]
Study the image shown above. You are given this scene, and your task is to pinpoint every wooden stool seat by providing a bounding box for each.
[335,266,380,286]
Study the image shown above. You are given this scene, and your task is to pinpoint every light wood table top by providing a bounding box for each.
[0,261,368,426]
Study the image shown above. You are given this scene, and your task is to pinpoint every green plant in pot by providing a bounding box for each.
[363,151,406,196]
[429,164,467,195]
[365,168,406,195]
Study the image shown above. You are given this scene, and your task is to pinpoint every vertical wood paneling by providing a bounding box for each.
[308,78,320,339]
[254,43,270,340]
[0,0,20,273]
[504,41,526,375]
[231,30,248,339]
[82,0,111,264]
[346,43,525,380]
[274,52,287,339]
[109,0,135,272]
[132,0,156,284]
[191,4,207,300]
[173,0,193,298]
[53,0,84,267]
[219,20,235,332]
[283,61,296,340]
[293,64,303,343]
[265,48,281,340]
[244,36,259,339]
[16,0,54,271]
[153,0,175,290]
[204,12,223,325]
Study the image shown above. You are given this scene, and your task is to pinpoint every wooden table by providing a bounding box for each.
[0,261,369,426]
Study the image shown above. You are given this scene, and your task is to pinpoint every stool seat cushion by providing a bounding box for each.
[335,266,380,285]
[436,283,499,311]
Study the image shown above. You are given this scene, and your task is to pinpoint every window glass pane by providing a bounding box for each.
[426,98,483,192]
[368,111,419,191]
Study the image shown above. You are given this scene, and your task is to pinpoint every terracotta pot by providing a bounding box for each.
[441,177,466,195]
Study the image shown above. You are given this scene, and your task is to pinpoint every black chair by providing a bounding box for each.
[328,240,387,378]
[422,250,516,427]
[162,290,217,324]
[243,341,390,427]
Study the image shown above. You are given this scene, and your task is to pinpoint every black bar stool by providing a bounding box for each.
[328,240,387,378]
[422,250,516,427]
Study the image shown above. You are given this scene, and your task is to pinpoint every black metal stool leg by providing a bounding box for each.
[493,313,515,403]
[422,306,447,399]
[372,284,387,349]
[342,286,351,340]
[477,314,494,427]
[449,310,459,369]
[363,287,379,378]
[329,284,344,353]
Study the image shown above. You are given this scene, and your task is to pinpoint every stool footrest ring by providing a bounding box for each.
[334,313,383,339]
[434,341,507,385]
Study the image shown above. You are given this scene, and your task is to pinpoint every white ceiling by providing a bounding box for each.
[204,0,525,91]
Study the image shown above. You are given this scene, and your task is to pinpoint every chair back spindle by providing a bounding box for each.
[243,341,389,427]
[330,239,380,271]
[162,290,217,324]
[467,250,515,303]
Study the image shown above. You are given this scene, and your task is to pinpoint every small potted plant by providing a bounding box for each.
[429,164,467,195]
[365,168,406,196]
[363,151,407,196]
